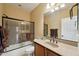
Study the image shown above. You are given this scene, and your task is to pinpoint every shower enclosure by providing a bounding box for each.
[2,17,34,52]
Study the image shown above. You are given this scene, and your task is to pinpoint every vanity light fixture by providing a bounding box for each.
[60,4,65,8]
[46,3,55,9]
[54,7,59,10]
[50,3,55,6]
[46,3,50,9]
[51,9,54,12]
[46,3,66,13]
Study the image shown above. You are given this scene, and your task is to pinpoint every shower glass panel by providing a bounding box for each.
[2,18,34,52]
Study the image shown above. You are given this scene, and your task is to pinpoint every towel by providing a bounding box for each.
[0,27,4,55]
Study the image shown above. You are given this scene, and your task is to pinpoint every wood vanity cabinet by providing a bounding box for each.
[45,48,60,56]
[34,42,61,56]
[34,43,45,56]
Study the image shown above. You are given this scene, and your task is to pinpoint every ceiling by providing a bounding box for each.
[10,3,39,12]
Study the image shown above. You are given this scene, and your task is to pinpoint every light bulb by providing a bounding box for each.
[60,4,65,8]
[55,7,59,10]
[46,4,50,9]
[51,9,54,12]
[50,3,55,6]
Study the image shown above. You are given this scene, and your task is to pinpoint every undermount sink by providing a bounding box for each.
[46,41,59,48]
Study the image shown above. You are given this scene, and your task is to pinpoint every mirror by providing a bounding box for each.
[43,3,78,43]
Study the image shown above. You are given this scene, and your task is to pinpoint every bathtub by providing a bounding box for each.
[4,41,33,52]
[1,41,34,56]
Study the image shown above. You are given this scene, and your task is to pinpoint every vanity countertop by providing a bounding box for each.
[34,39,79,56]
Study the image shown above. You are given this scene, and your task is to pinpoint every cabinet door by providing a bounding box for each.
[35,43,45,56]
[46,49,60,56]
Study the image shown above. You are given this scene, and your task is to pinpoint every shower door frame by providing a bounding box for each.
[2,16,35,44]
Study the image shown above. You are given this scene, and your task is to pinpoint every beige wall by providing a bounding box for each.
[0,3,31,26]
[0,4,3,26]
[44,5,77,38]
[3,4,30,21]
[31,4,47,38]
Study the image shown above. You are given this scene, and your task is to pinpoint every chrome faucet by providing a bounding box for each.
[50,37,58,44]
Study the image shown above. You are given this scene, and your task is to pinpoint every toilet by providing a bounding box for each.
[25,45,34,56]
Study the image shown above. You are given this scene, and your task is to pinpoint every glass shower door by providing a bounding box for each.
[3,18,34,52]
